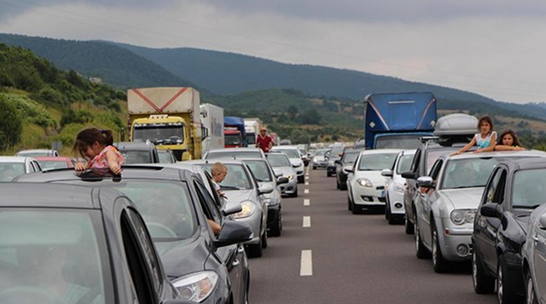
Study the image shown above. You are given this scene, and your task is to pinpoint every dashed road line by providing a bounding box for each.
[303,216,311,227]
[300,250,313,276]
[304,189,309,194]
[304,199,310,206]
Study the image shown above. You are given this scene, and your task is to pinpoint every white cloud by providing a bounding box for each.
[0,0,545,103]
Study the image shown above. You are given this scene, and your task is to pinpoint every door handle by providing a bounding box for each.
[533,234,539,243]
[232,259,240,267]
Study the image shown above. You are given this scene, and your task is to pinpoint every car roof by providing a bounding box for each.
[359,149,403,155]
[0,156,34,163]
[445,150,546,161]
[208,147,263,153]
[115,141,156,150]
[0,183,99,208]
[271,146,299,150]
[501,157,546,171]
[33,156,72,161]
[16,149,57,154]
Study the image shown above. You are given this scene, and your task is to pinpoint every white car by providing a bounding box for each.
[346,149,401,214]
[381,149,415,224]
[270,146,305,183]
[0,156,42,182]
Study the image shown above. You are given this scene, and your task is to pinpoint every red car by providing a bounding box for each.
[34,156,74,170]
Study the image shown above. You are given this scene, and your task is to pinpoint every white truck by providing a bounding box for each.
[200,103,224,157]
[244,118,263,147]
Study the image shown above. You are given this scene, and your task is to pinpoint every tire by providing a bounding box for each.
[336,180,340,190]
[497,255,523,304]
[348,196,352,211]
[313,166,316,170]
[415,217,430,259]
[527,271,539,304]
[340,181,347,191]
[247,240,263,258]
[327,171,332,177]
[291,187,298,198]
[432,221,449,273]
[405,212,415,234]
[472,249,495,294]
[261,230,268,249]
[270,212,282,237]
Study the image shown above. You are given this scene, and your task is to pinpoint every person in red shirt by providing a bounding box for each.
[256,127,273,152]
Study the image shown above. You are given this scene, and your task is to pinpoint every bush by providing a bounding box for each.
[0,93,23,150]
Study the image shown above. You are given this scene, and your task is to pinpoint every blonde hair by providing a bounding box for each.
[211,162,227,176]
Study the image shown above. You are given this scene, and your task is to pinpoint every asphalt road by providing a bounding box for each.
[248,167,497,304]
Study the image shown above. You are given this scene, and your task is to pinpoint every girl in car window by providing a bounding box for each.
[73,127,124,174]
[494,129,525,151]
[453,115,497,155]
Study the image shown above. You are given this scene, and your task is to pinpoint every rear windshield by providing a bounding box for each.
[0,209,108,304]
[244,160,273,182]
[396,154,414,174]
[272,149,300,158]
[375,135,423,149]
[342,152,360,164]
[358,153,398,171]
[202,164,253,190]
[267,154,291,167]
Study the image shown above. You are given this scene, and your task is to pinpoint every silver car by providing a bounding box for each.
[270,146,305,183]
[0,156,42,182]
[522,203,546,304]
[204,147,265,160]
[415,150,546,273]
[202,160,273,258]
[266,152,298,197]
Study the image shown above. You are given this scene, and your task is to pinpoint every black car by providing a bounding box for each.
[326,144,345,177]
[0,183,190,304]
[116,141,160,163]
[16,166,252,304]
[335,148,362,190]
[472,158,546,304]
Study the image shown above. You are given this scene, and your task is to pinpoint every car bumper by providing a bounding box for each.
[439,219,473,261]
[279,180,298,195]
[313,161,328,168]
[387,190,405,215]
[351,184,386,206]
[327,166,336,175]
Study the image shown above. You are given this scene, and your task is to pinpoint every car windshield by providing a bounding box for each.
[441,158,502,189]
[358,153,398,171]
[314,149,329,157]
[272,149,300,158]
[0,164,25,182]
[224,134,241,146]
[110,181,197,240]
[38,160,71,170]
[157,151,174,163]
[375,135,424,149]
[396,154,414,174]
[206,151,262,159]
[244,160,273,182]
[267,154,291,167]
[119,151,151,164]
[330,146,344,158]
[512,169,546,208]
[133,124,185,145]
[0,209,107,304]
[202,164,252,190]
[342,152,360,164]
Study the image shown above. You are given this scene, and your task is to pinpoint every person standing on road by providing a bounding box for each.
[256,127,273,152]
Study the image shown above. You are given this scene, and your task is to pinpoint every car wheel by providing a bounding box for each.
[340,181,347,191]
[261,230,268,249]
[313,166,316,170]
[247,240,263,258]
[414,217,430,259]
[527,271,538,304]
[291,187,298,198]
[432,221,449,273]
[336,180,340,190]
[472,249,495,294]
[298,176,304,183]
[405,211,414,234]
[347,196,352,211]
[270,212,282,237]
[497,255,523,304]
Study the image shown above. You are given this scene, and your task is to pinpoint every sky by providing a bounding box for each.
[1,0,546,104]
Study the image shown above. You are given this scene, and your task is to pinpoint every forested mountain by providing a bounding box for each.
[0,33,194,89]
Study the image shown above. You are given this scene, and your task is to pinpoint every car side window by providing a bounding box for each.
[410,149,421,174]
[429,159,443,180]
[122,206,164,303]
[194,180,223,226]
[31,161,41,172]
[485,168,506,204]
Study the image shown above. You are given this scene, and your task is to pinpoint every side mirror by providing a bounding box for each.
[214,220,253,248]
[277,177,289,185]
[292,164,299,168]
[258,183,274,195]
[381,169,393,178]
[221,204,243,217]
[345,167,354,173]
[334,160,342,165]
[539,212,546,230]
[417,176,434,188]
[480,203,503,219]
[401,171,416,179]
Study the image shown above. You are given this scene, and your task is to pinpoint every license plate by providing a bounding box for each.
[380,190,385,198]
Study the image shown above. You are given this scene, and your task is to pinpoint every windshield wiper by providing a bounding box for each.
[514,204,543,209]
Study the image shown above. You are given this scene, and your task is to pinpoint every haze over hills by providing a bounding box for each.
[1,33,546,122]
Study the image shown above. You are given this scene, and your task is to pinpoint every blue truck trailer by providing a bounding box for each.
[363,92,437,149]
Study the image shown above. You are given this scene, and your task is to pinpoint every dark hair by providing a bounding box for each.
[497,129,522,146]
[73,127,114,158]
[477,115,494,134]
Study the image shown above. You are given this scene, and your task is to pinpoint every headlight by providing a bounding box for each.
[263,198,272,206]
[313,157,319,162]
[450,209,476,225]
[232,201,256,219]
[172,271,219,302]
[285,174,294,181]
[393,183,405,193]
[357,178,373,187]
[293,162,303,167]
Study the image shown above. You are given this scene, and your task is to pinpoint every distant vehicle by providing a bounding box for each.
[363,92,437,149]
[266,152,298,197]
[0,183,187,304]
[335,148,362,190]
[270,146,304,183]
[157,149,177,163]
[311,148,331,170]
[200,103,225,157]
[225,116,247,148]
[15,149,60,157]
[244,118,263,146]
[346,149,401,214]
[381,149,415,224]
[0,156,41,182]
[326,144,345,177]
[127,87,202,161]
[472,158,546,303]
[34,156,74,170]
[353,137,366,150]
[115,141,160,164]
[280,139,292,146]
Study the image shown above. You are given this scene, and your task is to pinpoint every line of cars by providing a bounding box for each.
[0,145,300,304]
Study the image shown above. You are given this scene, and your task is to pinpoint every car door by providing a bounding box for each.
[533,220,546,299]
[419,158,444,248]
[404,148,421,222]
[475,167,506,271]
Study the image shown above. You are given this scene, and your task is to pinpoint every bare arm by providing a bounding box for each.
[105,150,122,174]
[476,133,497,153]
[495,145,525,151]
[453,137,476,155]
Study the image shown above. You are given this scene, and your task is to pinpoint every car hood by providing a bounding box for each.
[354,170,386,186]
[273,167,296,176]
[439,187,484,210]
[224,189,256,207]
[155,236,207,279]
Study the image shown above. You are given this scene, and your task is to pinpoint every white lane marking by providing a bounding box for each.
[304,199,310,206]
[305,181,309,185]
[303,216,311,227]
[300,250,313,276]
[304,189,309,194]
